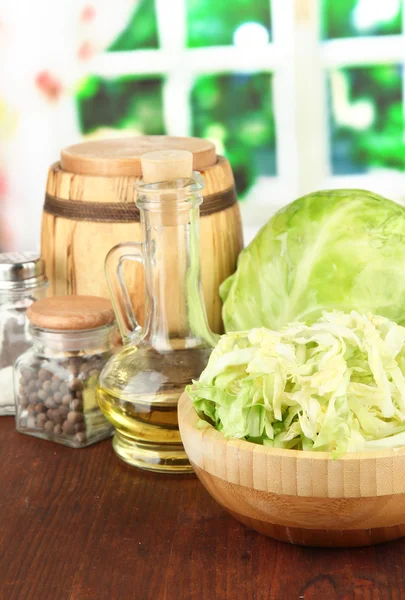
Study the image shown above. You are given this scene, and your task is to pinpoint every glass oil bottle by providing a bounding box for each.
[98,150,218,473]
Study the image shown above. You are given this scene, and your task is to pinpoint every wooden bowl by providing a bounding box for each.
[178,391,405,547]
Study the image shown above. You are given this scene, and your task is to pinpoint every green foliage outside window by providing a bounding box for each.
[108,0,159,51]
[322,0,402,38]
[76,71,275,197]
[76,76,164,135]
[191,73,276,194]
[329,65,405,174]
[324,0,405,174]
[186,0,271,47]
[78,0,274,196]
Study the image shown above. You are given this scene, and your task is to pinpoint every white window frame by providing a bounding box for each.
[89,0,405,242]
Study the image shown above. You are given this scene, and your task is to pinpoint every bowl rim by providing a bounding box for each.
[178,390,405,462]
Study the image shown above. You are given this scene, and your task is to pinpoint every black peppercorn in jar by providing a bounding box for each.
[14,295,116,447]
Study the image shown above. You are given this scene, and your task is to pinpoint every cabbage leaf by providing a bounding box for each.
[221,189,405,332]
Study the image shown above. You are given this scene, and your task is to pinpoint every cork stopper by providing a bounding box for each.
[27,296,115,331]
[141,150,193,184]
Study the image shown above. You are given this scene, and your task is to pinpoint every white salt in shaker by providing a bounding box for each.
[0,253,48,415]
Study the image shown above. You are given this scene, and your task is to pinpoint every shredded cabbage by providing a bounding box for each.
[187,311,405,454]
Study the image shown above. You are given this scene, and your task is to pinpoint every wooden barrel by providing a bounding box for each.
[41,136,243,333]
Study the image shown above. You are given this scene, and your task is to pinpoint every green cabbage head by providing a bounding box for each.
[221,189,405,331]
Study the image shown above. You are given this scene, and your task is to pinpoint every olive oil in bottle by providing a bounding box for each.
[98,345,212,471]
[98,150,217,473]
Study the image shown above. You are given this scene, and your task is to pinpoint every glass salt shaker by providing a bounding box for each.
[14,295,116,447]
[0,253,48,415]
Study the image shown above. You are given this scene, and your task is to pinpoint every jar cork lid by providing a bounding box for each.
[27,296,115,331]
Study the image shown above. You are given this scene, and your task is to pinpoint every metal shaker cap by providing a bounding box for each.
[0,252,48,290]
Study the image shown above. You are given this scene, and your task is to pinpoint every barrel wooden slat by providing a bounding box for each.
[42,215,147,324]
[45,164,138,204]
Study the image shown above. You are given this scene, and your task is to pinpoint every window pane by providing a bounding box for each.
[191,73,276,196]
[322,0,402,39]
[108,0,159,51]
[187,0,271,48]
[76,76,164,135]
[328,65,405,174]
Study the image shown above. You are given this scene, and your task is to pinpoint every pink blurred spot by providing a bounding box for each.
[81,5,96,22]
[0,221,14,250]
[0,171,8,198]
[35,71,63,101]
[78,41,96,61]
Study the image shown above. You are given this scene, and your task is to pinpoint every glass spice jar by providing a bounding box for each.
[14,295,116,447]
[0,253,49,416]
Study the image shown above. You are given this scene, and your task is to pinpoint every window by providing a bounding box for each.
[321,0,405,206]
[80,0,405,241]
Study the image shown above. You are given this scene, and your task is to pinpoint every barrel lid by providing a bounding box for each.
[27,295,115,331]
[60,136,217,177]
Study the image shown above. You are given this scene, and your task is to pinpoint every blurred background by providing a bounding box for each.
[1,0,405,250]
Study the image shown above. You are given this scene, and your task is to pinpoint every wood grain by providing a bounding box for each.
[178,391,405,547]
[1,417,405,600]
[27,295,115,330]
[61,136,217,176]
[41,156,243,334]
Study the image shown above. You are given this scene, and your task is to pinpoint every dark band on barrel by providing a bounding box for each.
[43,187,237,223]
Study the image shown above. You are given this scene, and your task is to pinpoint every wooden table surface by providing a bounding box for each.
[1,417,405,600]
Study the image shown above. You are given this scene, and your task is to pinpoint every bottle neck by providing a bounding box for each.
[139,196,216,351]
